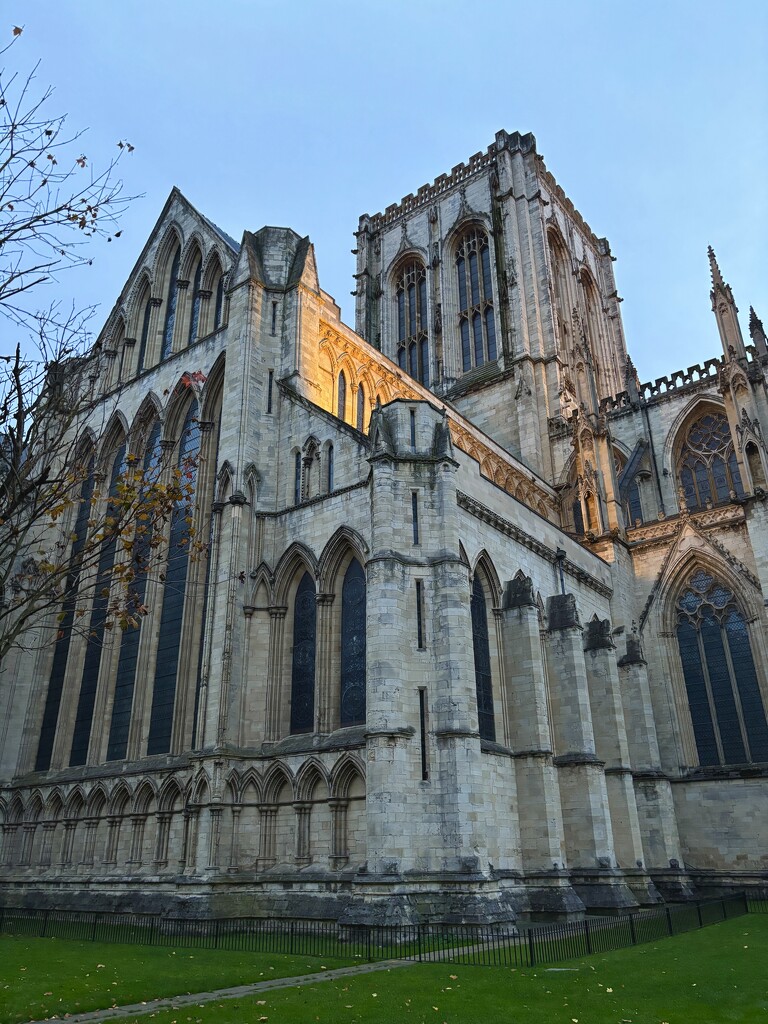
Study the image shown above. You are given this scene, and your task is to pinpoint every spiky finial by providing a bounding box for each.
[750,306,768,357]
[708,246,724,288]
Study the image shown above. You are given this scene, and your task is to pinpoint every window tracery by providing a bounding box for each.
[395,259,429,387]
[290,572,316,733]
[676,569,768,766]
[340,559,366,726]
[677,411,744,510]
[456,227,496,374]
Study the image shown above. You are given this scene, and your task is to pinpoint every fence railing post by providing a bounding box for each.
[696,902,703,927]
[527,928,536,967]
[366,927,372,962]
[584,917,592,954]
[91,913,99,942]
[417,924,422,962]
[629,912,636,945]
[665,906,673,935]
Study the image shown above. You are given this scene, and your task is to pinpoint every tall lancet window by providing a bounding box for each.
[187,257,203,345]
[69,441,127,766]
[161,245,181,360]
[471,575,496,742]
[147,401,200,755]
[136,292,152,374]
[678,411,744,511]
[676,569,768,766]
[35,457,95,772]
[340,559,366,726]
[107,420,162,761]
[337,371,347,422]
[290,572,316,733]
[395,259,429,387]
[456,227,497,373]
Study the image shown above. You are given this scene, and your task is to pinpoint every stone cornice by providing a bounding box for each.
[457,491,613,599]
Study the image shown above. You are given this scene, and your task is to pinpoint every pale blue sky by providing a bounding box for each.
[5,0,767,383]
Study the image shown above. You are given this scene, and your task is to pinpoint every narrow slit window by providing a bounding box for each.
[267,370,274,413]
[419,688,429,780]
[410,409,416,448]
[327,443,334,492]
[271,300,278,335]
[416,580,426,649]
[411,491,420,545]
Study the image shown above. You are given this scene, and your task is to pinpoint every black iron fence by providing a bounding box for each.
[0,893,756,968]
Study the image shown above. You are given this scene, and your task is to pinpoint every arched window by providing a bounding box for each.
[147,401,200,755]
[70,440,127,766]
[326,443,334,493]
[214,272,225,329]
[290,572,316,733]
[395,259,429,387]
[136,291,152,374]
[187,256,203,346]
[678,410,744,510]
[107,420,162,761]
[337,371,347,421]
[294,451,302,504]
[471,575,496,741]
[161,245,181,361]
[456,227,497,374]
[340,559,366,726]
[676,569,768,766]
[35,456,96,772]
[548,231,571,353]
[357,384,366,431]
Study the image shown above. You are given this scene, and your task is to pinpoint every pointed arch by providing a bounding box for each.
[273,542,319,605]
[84,785,106,816]
[469,556,499,743]
[132,779,157,814]
[158,777,185,813]
[263,762,294,804]
[240,766,263,803]
[26,791,44,822]
[318,526,369,592]
[64,786,86,818]
[248,562,274,607]
[330,753,365,799]
[45,789,64,820]
[669,399,743,511]
[295,758,330,801]
[108,782,131,816]
[471,550,503,606]
[8,794,24,824]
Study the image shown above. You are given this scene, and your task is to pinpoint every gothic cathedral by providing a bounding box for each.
[1,130,767,922]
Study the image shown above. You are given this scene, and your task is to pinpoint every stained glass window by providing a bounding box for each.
[35,457,95,771]
[214,272,225,329]
[136,294,152,374]
[70,442,127,766]
[290,572,316,733]
[161,246,181,360]
[107,421,162,761]
[338,371,347,421]
[395,259,429,387]
[676,570,768,766]
[456,228,497,373]
[471,576,496,742]
[678,411,744,510]
[147,402,200,754]
[187,258,203,346]
[340,559,366,726]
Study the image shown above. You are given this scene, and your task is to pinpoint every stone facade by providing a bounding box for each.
[1,131,767,922]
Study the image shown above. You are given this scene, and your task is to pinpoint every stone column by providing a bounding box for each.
[257,805,277,870]
[329,798,349,869]
[545,593,633,910]
[315,595,336,733]
[80,820,98,867]
[294,802,312,866]
[207,807,222,870]
[39,822,56,867]
[228,805,241,870]
[60,821,77,867]
[265,609,287,741]
[618,633,689,897]
[104,817,120,865]
[500,577,580,915]
[127,815,146,867]
[154,812,171,867]
[583,617,649,899]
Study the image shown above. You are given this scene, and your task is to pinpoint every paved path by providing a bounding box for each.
[19,959,412,1024]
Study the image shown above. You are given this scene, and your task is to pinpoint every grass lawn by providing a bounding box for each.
[114,914,767,1024]
[0,937,353,1024]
